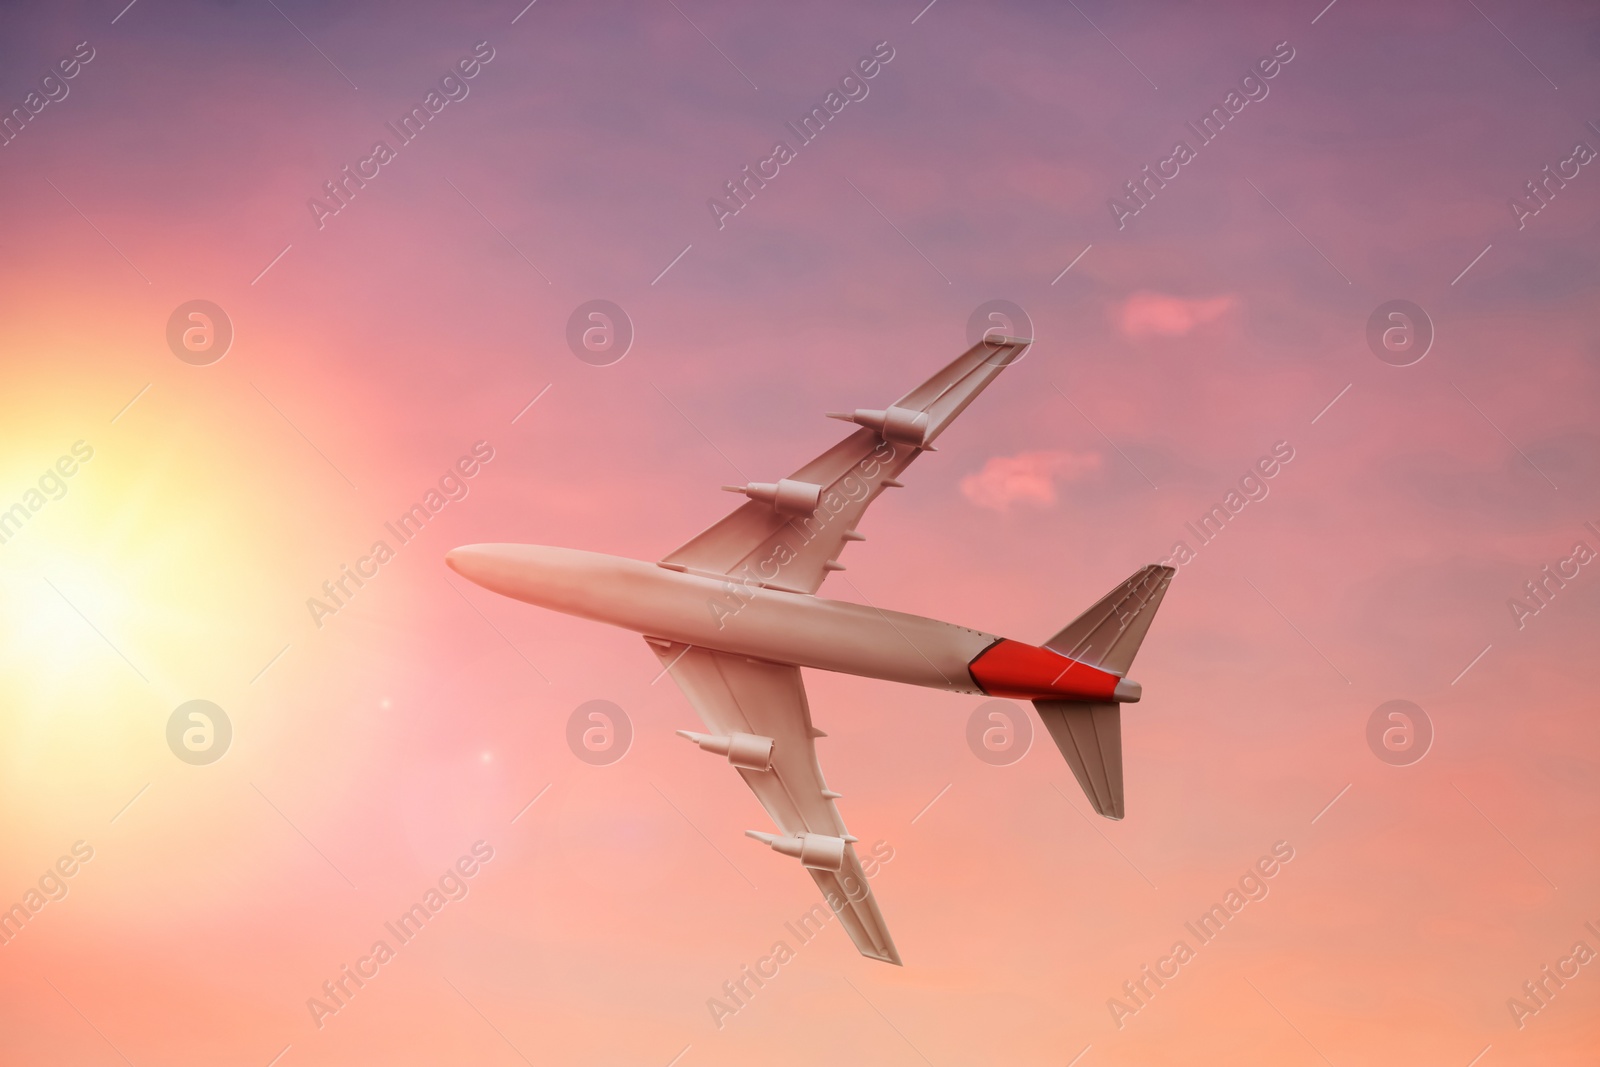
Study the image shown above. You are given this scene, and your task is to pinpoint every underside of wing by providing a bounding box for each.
[659,336,1030,595]
[649,639,902,965]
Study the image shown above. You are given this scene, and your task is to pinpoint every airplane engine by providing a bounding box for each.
[676,729,774,771]
[746,831,849,872]
[833,406,930,447]
[722,478,823,515]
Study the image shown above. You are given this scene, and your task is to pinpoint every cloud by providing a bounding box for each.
[961,450,1101,511]
[1114,291,1237,339]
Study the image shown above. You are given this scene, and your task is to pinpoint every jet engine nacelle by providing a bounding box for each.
[722,478,823,516]
[745,830,849,872]
[830,406,930,447]
[676,730,774,771]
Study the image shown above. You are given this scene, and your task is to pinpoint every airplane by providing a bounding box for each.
[446,336,1174,965]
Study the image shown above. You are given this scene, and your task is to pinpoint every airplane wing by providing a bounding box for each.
[648,638,902,965]
[659,336,1031,594]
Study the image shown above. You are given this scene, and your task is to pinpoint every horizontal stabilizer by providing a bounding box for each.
[1035,701,1124,819]
[1045,565,1175,677]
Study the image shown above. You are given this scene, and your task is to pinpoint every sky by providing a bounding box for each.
[1,0,1598,1064]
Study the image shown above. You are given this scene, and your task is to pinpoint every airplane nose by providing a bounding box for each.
[445,544,501,589]
[444,543,590,613]
[445,543,561,607]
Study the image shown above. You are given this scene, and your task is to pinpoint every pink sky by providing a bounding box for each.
[1,0,1598,1064]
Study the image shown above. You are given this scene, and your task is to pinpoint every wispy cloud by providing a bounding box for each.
[1114,291,1236,339]
[961,450,1101,511]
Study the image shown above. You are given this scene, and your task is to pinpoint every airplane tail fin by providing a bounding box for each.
[1034,564,1175,820]
[1042,564,1175,675]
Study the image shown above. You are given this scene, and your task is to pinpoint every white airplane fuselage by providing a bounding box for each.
[448,544,1138,704]
[447,544,997,694]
